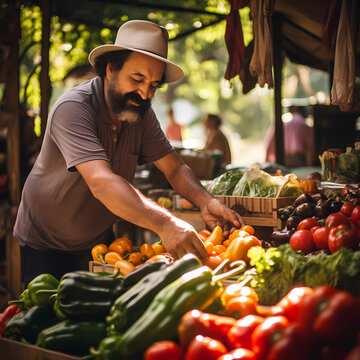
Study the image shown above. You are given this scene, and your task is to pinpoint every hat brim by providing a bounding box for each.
[88,44,184,84]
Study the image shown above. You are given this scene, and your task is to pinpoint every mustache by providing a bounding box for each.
[124,92,151,108]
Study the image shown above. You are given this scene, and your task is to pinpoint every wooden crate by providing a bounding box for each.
[0,337,81,360]
[89,260,116,274]
[215,195,297,230]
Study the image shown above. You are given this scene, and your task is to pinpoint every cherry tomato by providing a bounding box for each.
[144,340,183,360]
[227,315,265,350]
[328,224,359,253]
[350,206,360,225]
[184,335,227,360]
[325,212,350,228]
[312,226,331,250]
[290,230,316,254]
[217,348,256,360]
[297,218,320,231]
[341,201,355,218]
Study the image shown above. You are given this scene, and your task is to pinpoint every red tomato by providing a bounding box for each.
[345,345,360,360]
[227,315,265,350]
[290,230,316,254]
[310,226,321,234]
[312,227,331,250]
[325,212,350,228]
[184,335,227,360]
[350,206,360,225]
[217,348,256,360]
[297,218,320,231]
[328,224,359,253]
[251,316,290,359]
[144,341,183,360]
[341,201,355,218]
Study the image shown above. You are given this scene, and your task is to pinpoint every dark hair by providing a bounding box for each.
[207,113,222,128]
[93,50,167,85]
[93,50,132,78]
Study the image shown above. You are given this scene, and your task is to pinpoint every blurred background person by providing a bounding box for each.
[203,113,231,164]
[165,106,183,145]
[265,105,314,167]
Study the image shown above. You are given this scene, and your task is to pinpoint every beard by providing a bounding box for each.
[107,80,151,124]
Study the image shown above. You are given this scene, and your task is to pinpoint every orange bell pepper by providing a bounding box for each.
[91,244,108,263]
[104,251,123,265]
[224,235,261,263]
[152,240,166,255]
[225,295,258,319]
[204,226,223,246]
[114,259,136,275]
[140,243,156,262]
[109,237,133,257]
[128,252,142,266]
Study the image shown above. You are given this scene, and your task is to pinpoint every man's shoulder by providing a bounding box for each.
[58,78,98,105]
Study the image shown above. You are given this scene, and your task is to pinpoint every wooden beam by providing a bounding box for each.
[40,0,51,138]
[273,13,284,165]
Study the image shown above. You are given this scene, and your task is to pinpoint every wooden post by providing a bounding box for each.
[40,0,51,138]
[272,13,284,165]
[3,3,22,298]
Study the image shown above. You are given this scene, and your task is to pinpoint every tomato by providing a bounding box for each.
[312,226,331,250]
[144,340,183,360]
[251,316,290,360]
[328,224,359,253]
[297,218,320,231]
[227,315,265,350]
[290,230,316,254]
[345,345,360,360]
[217,348,256,360]
[350,206,360,225]
[310,225,321,234]
[325,212,350,228]
[341,201,355,218]
[184,335,227,360]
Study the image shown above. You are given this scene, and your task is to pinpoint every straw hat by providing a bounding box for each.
[88,20,184,83]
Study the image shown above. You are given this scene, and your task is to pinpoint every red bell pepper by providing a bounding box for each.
[299,285,360,341]
[217,348,256,360]
[178,309,236,349]
[251,315,290,360]
[267,322,315,360]
[184,335,227,360]
[328,224,359,253]
[0,304,21,336]
[144,340,183,360]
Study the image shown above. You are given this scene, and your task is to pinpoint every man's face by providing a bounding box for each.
[105,52,165,124]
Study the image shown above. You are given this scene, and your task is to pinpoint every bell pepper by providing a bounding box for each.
[123,261,167,288]
[217,348,256,360]
[107,253,201,333]
[114,259,136,275]
[224,236,261,263]
[3,304,59,344]
[109,238,133,258]
[328,224,359,253]
[144,340,183,360]
[204,225,223,246]
[8,273,59,309]
[299,285,360,340]
[94,266,222,360]
[0,305,21,336]
[251,315,290,360]
[91,243,109,263]
[152,240,166,255]
[178,309,236,349]
[184,335,227,360]
[140,243,156,262]
[36,319,107,356]
[127,251,142,266]
[53,270,125,320]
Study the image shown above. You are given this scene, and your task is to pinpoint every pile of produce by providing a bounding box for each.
[1,248,359,359]
[208,165,303,198]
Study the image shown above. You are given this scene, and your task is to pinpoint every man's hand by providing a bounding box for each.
[159,218,209,263]
[200,198,245,238]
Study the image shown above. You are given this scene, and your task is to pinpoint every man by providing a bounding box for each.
[14,20,244,286]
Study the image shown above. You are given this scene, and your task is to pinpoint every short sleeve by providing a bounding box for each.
[49,101,109,170]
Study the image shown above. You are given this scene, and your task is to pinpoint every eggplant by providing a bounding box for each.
[315,198,331,218]
[286,216,303,231]
[270,228,294,247]
[278,205,295,222]
[294,193,315,207]
[294,202,315,218]
[328,201,344,214]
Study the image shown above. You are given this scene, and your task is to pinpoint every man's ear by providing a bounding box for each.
[105,64,113,80]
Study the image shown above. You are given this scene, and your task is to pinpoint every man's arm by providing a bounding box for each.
[76,159,208,261]
[154,152,244,235]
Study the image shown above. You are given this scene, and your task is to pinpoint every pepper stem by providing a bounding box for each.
[213,260,246,282]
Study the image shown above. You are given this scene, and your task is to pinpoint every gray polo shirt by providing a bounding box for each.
[14,77,173,251]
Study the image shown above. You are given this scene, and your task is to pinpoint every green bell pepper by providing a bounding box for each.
[8,273,59,309]
[3,304,59,344]
[36,319,107,356]
[93,265,222,360]
[53,270,125,320]
[107,253,201,333]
